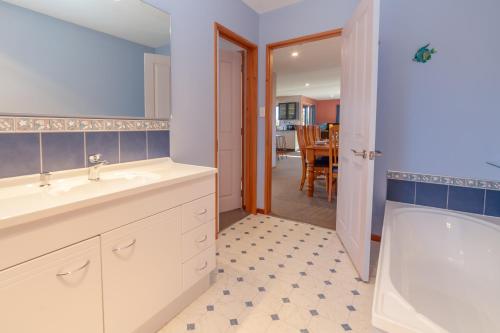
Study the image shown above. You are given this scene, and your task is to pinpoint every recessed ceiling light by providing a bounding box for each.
[291,52,299,57]
[305,83,310,87]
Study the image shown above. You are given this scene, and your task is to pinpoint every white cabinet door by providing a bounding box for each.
[0,237,103,333]
[101,207,182,333]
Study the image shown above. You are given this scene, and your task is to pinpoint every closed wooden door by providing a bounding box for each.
[336,0,381,281]
[218,49,243,213]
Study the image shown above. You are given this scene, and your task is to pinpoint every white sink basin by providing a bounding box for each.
[47,171,161,196]
[0,158,217,230]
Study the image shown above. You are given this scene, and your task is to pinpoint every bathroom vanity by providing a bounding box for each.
[0,159,217,333]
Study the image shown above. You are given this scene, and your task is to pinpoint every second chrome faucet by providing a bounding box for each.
[88,154,109,181]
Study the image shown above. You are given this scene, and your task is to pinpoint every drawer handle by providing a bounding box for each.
[195,209,208,216]
[112,239,137,253]
[196,261,208,272]
[56,260,90,277]
[197,235,208,243]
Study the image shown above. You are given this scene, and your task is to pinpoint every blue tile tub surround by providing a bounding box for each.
[147,130,170,159]
[42,133,85,172]
[415,183,448,209]
[0,130,170,179]
[448,186,485,215]
[0,133,40,178]
[485,190,500,218]
[86,132,119,165]
[120,131,147,163]
[386,179,415,204]
[386,171,500,218]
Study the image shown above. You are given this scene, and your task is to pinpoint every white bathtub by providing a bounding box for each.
[372,201,500,333]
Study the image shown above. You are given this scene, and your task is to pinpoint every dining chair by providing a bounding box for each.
[296,125,307,190]
[299,125,329,194]
[328,124,340,202]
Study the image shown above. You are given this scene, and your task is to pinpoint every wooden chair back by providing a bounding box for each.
[328,124,340,166]
[296,125,306,152]
[305,125,317,146]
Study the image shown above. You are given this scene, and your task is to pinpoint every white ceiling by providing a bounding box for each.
[241,0,303,14]
[274,37,342,100]
[3,0,171,48]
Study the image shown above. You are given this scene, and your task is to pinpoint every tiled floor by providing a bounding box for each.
[158,215,375,333]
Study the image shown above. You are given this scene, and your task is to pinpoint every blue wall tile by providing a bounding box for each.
[41,133,85,172]
[485,190,500,217]
[415,183,448,209]
[0,133,40,177]
[147,131,170,159]
[448,186,485,215]
[120,131,147,163]
[387,179,415,204]
[86,132,119,165]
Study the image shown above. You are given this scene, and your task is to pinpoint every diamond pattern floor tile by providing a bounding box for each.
[158,214,375,333]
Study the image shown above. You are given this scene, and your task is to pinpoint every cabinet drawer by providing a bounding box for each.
[182,221,215,262]
[0,237,103,333]
[182,245,215,291]
[182,194,215,233]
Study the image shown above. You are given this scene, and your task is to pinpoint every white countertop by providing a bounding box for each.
[0,158,216,230]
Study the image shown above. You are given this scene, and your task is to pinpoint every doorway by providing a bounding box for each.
[265,29,343,229]
[214,23,258,233]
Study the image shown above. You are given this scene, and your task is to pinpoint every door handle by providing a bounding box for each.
[351,149,367,159]
[369,150,383,160]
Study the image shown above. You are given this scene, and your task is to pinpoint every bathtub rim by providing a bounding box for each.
[372,201,500,333]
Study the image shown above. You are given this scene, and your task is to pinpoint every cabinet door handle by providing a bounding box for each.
[197,235,208,243]
[196,209,208,216]
[112,239,137,253]
[56,260,90,277]
[196,261,208,272]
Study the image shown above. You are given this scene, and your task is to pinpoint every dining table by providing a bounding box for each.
[304,142,337,197]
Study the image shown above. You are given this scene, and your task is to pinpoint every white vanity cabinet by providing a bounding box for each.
[0,161,217,333]
[0,237,103,333]
[101,207,182,333]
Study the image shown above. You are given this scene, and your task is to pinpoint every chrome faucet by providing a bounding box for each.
[39,172,52,187]
[88,154,109,181]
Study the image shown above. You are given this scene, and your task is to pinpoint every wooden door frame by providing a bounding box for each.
[264,28,343,213]
[214,23,258,233]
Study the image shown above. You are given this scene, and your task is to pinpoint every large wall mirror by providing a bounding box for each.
[0,0,171,119]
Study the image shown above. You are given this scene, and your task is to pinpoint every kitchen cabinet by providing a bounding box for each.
[278,102,299,120]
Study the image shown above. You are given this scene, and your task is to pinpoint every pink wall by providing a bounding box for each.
[315,99,340,123]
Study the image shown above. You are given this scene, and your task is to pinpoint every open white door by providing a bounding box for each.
[144,53,171,119]
[218,49,243,213]
[336,0,380,281]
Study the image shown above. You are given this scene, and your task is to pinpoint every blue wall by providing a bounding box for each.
[143,0,259,168]
[373,0,500,233]
[0,1,153,118]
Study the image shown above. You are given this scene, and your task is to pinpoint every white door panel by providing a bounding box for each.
[145,53,171,119]
[337,0,380,282]
[219,49,243,213]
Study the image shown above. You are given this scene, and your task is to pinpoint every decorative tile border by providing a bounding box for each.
[0,116,169,132]
[387,170,500,190]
